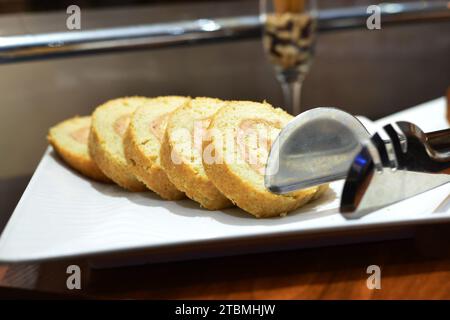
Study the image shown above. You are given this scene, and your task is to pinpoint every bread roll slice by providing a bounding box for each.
[202,100,327,218]
[89,97,148,191]
[124,96,190,200]
[48,116,110,182]
[160,97,233,210]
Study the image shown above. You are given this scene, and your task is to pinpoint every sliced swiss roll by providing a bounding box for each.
[124,96,190,200]
[202,100,327,218]
[89,97,148,191]
[160,97,233,210]
[48,116,111,183]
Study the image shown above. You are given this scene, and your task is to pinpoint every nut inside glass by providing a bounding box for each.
[260,0,318,115]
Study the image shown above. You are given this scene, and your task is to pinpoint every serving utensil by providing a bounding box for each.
[265,107,373,193]
[341,122,450,218]
[265,108,450,219]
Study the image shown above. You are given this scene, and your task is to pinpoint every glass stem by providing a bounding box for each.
[281,80,303,116]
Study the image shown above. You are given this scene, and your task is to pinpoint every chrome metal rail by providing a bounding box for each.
[0,1,449,64]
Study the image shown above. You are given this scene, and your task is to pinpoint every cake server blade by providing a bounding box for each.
[265,107,372,194]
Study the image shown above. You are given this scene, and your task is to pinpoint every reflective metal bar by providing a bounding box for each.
[0,16,261,63]
[319,1,450,30]
[0,1,449,64]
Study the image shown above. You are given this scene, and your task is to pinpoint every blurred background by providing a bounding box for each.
[0,0,449,225]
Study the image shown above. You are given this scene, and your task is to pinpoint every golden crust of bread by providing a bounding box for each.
[160,97,233,210]
[89,97,148,191]
[47,116,111,182]
[202,100,324,218]
[124,96,189,200]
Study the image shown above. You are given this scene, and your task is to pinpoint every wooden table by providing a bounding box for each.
[1,222,450,299]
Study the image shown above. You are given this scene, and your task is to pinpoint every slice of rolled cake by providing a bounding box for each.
[124,96,190,200]
[160,97,233,210]
[89,97,148,191]
[48,116,111,182]
[202,100,327,218]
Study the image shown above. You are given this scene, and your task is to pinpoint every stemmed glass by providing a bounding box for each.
[260,0,318,115]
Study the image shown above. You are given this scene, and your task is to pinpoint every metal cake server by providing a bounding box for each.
[340,121,450,219]
[265,107,374,194]
[265,107,450,219]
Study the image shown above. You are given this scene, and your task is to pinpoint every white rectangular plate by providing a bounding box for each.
[1,98,449,264]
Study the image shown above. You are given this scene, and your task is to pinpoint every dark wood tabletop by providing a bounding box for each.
[1,222,450,299]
